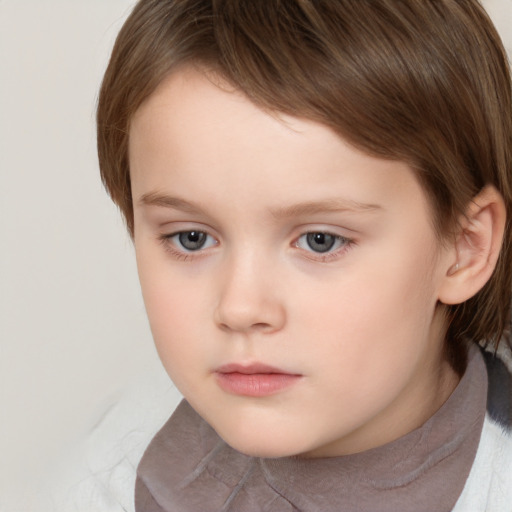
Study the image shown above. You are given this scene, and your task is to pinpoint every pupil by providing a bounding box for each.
[307,232,335,253]
[179,231,206,250]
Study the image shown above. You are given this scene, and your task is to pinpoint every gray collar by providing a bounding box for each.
[136,344,487,512]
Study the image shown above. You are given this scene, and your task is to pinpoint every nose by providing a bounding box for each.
[214,252,286,334]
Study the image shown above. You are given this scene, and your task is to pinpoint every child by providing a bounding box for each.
[96,0,512,510]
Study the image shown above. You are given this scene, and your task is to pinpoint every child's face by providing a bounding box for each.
[130,67,458,458]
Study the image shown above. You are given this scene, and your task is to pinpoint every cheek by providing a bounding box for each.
[135,248,207,366]
[292,286,434,433]
[296,246,439,376]
[141,279,212,399]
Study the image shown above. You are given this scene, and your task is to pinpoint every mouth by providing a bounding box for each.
[214,363,302,397]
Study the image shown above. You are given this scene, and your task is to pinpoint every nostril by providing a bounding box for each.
[217,320,273,333]
[252,322,273,331]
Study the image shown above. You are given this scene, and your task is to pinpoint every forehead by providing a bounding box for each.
[129,66,432,227]
[129,66,337,171]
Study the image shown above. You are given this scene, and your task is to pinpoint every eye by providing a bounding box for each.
[168,230,217,252]
[296,232,349,253]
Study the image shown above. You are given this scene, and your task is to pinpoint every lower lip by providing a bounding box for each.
[215,372,301,397]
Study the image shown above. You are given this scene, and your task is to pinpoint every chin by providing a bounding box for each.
[213,424,311,459]
[225,439,299,459]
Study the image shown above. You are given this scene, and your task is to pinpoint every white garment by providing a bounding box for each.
[45,367,181,512]
[452,414,512,512]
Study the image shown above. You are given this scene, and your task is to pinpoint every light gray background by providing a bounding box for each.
[0,0,151,503]
[1,0,511,505]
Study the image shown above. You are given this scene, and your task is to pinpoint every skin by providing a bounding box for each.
[129,66,460,458]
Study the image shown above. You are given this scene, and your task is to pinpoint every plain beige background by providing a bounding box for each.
[0,0,511,507]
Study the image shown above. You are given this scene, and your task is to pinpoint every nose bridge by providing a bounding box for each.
[214,244,285,333]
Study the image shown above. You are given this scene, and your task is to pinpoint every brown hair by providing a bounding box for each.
[97,0,512,353]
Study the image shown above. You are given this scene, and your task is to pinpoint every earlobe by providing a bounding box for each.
[438,185,506,305]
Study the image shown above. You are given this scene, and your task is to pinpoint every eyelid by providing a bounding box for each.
[296,232,347,250]
[156,224,355,262]
[292,228,355,262]
[158,228,219,259]
[172,231,217,251]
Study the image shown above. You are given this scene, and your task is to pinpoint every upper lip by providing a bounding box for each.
[215,363,299,375]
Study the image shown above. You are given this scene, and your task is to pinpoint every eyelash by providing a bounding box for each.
[158,230,354,262]
[158,231,217,261]
[294,232,354,262]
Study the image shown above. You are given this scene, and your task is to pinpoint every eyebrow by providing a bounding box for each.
[270,198,381,219]
[139,192,208,215]
[138,192,381,217]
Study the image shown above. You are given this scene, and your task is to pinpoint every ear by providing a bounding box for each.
[438,185,506,305]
